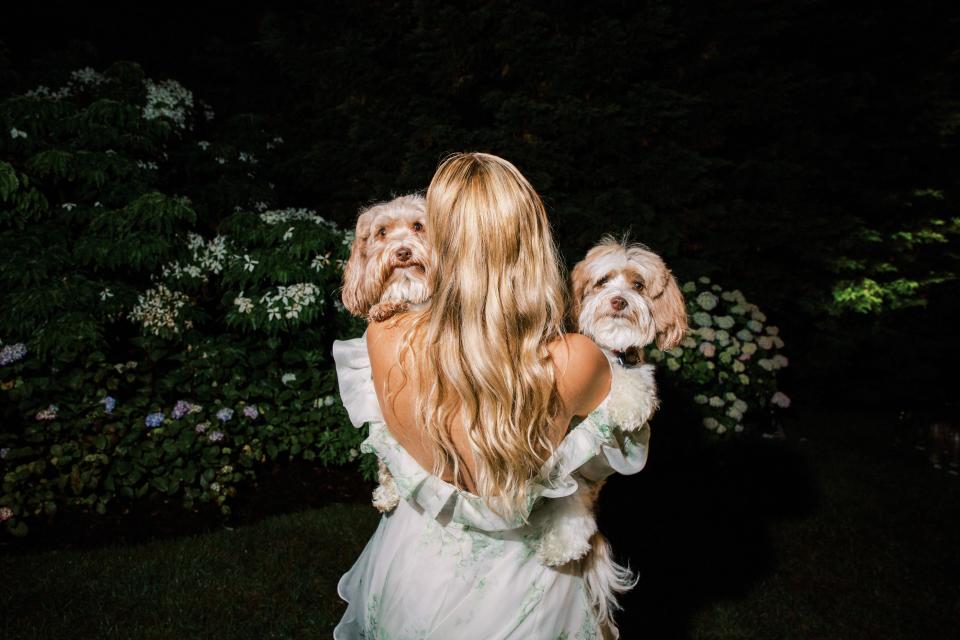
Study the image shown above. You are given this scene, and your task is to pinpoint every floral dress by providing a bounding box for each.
[331,330,651,640]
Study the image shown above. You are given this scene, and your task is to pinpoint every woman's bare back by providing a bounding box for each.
[366,313,611,494]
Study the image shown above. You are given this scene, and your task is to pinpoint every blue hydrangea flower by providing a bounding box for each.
[100,396,116,413]
[216,407,234,423]
[145,412,165,428]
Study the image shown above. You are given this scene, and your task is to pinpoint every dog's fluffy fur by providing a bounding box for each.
[341,193,430,323]
[533,235,688,631]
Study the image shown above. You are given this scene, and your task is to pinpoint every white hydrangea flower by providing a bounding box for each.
[71,66,107,86]
[142,78,195,130]
[772,336,785,349]
[233,293,254,314]
[259,207,338,231]
[751,309,767,323]
[666,357,680,371]
[772,354,789,368]
[765,325,780,336]
[715,315,735,329]
[733,399,748,413]
[732,360,746,373]
[681,336,697,349]
[758,358,774,371]
[9,127,28,139]
[696,291,719,311]
[693,312,712,327]
[742,342,758,355]
[703,417,719,431]
[716,424,728,434]
[771,391,791,408]
[758,336,774,350]
[738,373,750,385]
[242,254,259,273]
[281,373,297,385]
[715,330,730,345]
[698,342,716,358]
[694,394,708,405]
[682,281,697,293]
[708,396,724,407]
[128,284,191,336]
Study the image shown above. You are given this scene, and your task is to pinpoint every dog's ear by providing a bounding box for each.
[341,210,374,317]
[647,259,688,350]
[568,256,593,331]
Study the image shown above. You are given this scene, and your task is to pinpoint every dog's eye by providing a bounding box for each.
[634,281,645,292]
[595,276,609,288]
[412,222,424,232]
[377,227,387,237]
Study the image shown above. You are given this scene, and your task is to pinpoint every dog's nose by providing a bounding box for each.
[610,296,627,311]
[395,248,412,262]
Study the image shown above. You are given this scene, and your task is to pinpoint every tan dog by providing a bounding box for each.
[341,193,431,323]
[341,193,433,512]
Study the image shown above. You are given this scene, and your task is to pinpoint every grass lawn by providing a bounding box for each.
[2,406,958,639]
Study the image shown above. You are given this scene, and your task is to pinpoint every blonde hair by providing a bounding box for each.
[395,152,568,521]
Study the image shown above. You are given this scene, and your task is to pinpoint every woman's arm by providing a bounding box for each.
[548,333,613,418]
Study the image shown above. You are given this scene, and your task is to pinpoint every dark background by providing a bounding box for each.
[2,1,957,409]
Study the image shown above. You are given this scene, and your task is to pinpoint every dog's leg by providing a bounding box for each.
[371,458,400,513]
[537,475,601,566]
[367,300,410,323]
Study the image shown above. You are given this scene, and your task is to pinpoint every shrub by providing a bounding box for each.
[647,277,790,436]
[0,62,369,538]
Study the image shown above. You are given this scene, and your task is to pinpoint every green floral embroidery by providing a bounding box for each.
[515,581,546,626]
[361,594,384,640]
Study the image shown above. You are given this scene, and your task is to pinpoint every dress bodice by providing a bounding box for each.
[332,329,652,532]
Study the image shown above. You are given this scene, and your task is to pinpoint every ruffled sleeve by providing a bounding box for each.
[332,328,385,428]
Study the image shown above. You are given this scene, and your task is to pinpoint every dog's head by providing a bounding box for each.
[341,194,432,318]
[570,236,687,351]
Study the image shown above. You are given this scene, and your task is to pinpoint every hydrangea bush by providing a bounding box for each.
[0,63,368,538]
[646,277,790,436]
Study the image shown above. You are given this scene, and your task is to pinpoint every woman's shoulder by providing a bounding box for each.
[547,333,612,418]
[366,311,424,368]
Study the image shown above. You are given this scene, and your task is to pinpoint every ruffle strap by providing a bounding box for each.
[332,329,385,428]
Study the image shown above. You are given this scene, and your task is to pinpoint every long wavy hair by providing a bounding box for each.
[393,152,569,521]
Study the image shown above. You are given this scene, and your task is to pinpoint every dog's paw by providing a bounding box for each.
[537,524,594,566]
[607,363,660,431]
[368,300,410,323]
[372,483,400,513]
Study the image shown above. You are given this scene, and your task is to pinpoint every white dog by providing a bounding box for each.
[533,235,688,629]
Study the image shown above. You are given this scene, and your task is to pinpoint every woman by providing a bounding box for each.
[332,152,649,639]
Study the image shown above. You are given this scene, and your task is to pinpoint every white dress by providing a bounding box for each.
[331,331,651,640]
